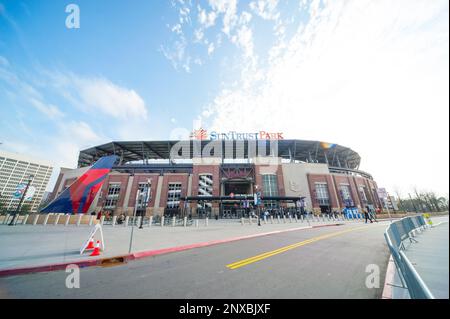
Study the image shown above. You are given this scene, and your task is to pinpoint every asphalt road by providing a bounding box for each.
[0,221,391,299]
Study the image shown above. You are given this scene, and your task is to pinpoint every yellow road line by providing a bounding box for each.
[226,226,369,270]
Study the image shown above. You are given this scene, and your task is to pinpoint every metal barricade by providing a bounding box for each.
[384,215,434,299]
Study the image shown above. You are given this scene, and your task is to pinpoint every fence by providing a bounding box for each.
[0,211,360,227]
[384,215,434,299]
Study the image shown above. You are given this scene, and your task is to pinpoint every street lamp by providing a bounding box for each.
[9,175,34,226]
[139,180,150,229]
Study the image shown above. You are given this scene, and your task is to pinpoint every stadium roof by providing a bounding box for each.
[78,139,361,169]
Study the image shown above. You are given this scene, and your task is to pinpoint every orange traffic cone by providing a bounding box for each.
[86,237,95,250]
[90,240,101,257]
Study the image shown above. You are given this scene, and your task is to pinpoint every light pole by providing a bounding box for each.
[9,175,34,226]
[139,180,150,229]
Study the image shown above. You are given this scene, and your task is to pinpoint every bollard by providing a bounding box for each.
[76,214,82,226]
[112,216,117,227]
[241,217,245,226]
[195,219,199,227]
[124,216,129,227]
[172,216,176,227]
[205,217,208,227]
[149,216,153,227]
[277,216,281,224]
[161,216,165,227]
[283,215,287,223]
[300,215,304,222]
[43,214,50,226]
[270,215,274,224]
[23,214,29,225]
[3,214,10,225]
[100,216,105,226]
[183,216,187,227]
[264,216,267,224]
[289,216,293,223]
[54,214,61,226]
[137,216,142,227]
[249,216,253,225]
[88,215,94,226]
[295,215,298,223]
[14,215,20,225]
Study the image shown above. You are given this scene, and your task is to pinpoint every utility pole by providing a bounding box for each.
[9,175,34,226]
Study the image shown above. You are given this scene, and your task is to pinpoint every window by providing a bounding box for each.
[359,186,368,204]
[315,183,330,205]
[340,184,353,206]
[262,174,278,208]
[262,175,278,197]
[104,183,121,208]
[198,174,213,209]
[167,183,182,208]
[198,174,213,196]
[137,182,151,208]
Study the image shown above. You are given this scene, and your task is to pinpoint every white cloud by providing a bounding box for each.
[76,77,147,119]
[47,71,148,120]
[207,42,215,55]
[250,0,280,21]
[28,98,64,119]
[199,0,449,195]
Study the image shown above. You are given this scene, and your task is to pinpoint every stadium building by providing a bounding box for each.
[48,137,383,217]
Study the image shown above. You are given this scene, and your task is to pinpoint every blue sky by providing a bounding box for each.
[0,0,449,196]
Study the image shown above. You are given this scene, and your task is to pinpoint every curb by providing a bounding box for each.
[381,255,396,299]
[0,222,344,278]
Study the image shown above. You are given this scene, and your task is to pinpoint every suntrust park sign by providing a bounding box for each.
[191,128,284,140]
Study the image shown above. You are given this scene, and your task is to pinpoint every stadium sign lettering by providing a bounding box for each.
[191,129,283,140]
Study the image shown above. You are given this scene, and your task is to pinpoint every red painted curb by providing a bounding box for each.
[0,222,344,277]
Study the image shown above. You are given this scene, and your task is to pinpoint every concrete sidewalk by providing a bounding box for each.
[0,218,364,272]
[388,217,449,299]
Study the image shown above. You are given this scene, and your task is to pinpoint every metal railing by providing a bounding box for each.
[384,215,434,299]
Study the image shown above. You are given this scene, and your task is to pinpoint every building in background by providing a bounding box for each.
[0,150,53,213]
[49,139,383,217]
